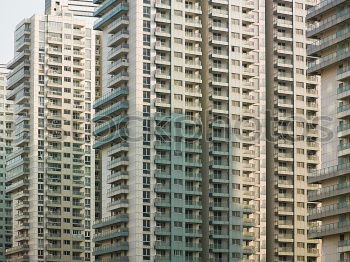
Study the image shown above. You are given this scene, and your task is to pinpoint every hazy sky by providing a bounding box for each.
[0,1,44,64]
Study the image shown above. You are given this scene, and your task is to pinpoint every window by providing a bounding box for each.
[143,21,150,32]
[174,250,182,256]
[143,220,150,231]
[143,148,150,160]
[143,48,150,60]
[174,207,182,213]
[297,229,305,235]
[296,42,304,48]
[143,7,150,17]
[143,119,150,131]
[143,91,150,102]
[143,77,150,89]
[143,177,150,188]
[143,234,150,246]
[143,249,150,260]
[174,236,182,241]
[143,134,150,145]
[143,191,150,203]
[232,239,240,245]
[38,75,45,85]
[296,29,303,35]
[143,63,150,74]
[143,205,150,217]
[143,34,150,46]
[174,221,182,227]
[143,105,150,116]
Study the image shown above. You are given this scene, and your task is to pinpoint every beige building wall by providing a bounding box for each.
[5,3,96,261]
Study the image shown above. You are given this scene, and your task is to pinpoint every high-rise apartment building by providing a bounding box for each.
[5,2,96,261]
[45,0,97,18]
[306,1,350,261]
[92,0,265,261]
[266,0,321,261]
[92,1,320,262]
[0,65,14,261]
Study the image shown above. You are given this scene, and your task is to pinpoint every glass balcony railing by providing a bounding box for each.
[309,201,350,216]
[307,0,346,16]
[308,46,350,69]
[94,3,129,30]
[308,8,350,32]
[309,182,350,198]
[309,221,350,235]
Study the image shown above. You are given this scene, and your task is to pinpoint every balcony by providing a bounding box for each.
[107,15,129,34]
[94,3,129,30]
[338,240,350,253]
[154,183,171,193]
[185,3,202,14]
[308,46,350,75]
[154,155,171,165]
[338,143,350,156]
[108,44,129,61]
[7,69,30,90]
[309,163,350,183]
[7,255,30,262]
[93,214,129,229]
[154,241,171,250]
[154,212,171,221]
[95,113,128,135]
[308,26,350,56]
[107,30,129,47]
[106,72,129,89]
[93,227,128,242]
[307,0,347,20]
[107,199,128,211]
[309,201,350,221]
[307,8,350,38]
[309,221,350,238]
[155,27,171,37]
[277,247,293,255]
[154,0,171,9]
[7,49,31,70]
[6,179,29,193]
[6,244,29,255]
[95,257,129,262]
[154,198,171,207]
[93,242,129,256]
[107,184,129,197]
[93,101,129,122]
[309,182,350,201]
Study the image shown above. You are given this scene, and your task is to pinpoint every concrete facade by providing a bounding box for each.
[307,0,350,261]
[0,65,14,261]
[266,0,321,261]
[92,1,320,262]
[5,3,96,261]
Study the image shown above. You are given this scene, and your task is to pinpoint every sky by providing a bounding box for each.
[0,1,44,64]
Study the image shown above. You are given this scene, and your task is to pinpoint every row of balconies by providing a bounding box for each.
[307,0,346,19]
[94,2,129,30]
[93,242,128,256]
[309,220,350,239]
[308,46,350,74]
[309,181,350,201]
[307,7,350,38]
[93,227,128,242]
